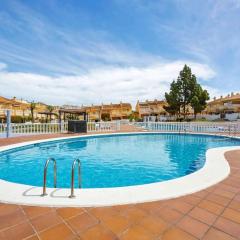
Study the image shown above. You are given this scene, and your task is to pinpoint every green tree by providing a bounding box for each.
[177,65,197,119]
[30,102,36,123]
[165,65,209,119]
[101,113,111,121]
[164,80,181,116]
[190,84,209,119]
[128,112,139,122]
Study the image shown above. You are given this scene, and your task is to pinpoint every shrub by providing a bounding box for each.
[11,116,24,123]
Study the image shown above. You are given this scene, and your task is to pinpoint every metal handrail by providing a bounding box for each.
[42,158,57,196]
[69,159,81,198]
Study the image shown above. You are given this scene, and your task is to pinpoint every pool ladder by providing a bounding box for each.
[42,158,57,196]
[69,159,81,198]
[41,158,81,198]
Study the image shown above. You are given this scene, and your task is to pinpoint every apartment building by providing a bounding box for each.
[0,96,29,118]
[86,102,132,121]
[136,99,168,121]
[0,96,58,121]
[203,92,240,120]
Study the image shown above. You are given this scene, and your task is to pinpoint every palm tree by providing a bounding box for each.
[46,105,54,122]
[30,102,36,123]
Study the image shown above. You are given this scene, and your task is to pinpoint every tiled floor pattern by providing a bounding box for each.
[0,133,240,239]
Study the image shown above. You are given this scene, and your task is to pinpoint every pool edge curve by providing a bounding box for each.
[0,132,239,207]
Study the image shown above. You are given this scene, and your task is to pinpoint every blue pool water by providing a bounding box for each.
[0,133,239,188]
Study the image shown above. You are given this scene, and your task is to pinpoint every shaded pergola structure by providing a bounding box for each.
[38,111,58,122]
[58,108,88,122]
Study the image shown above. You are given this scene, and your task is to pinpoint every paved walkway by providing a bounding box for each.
[0,132,240,240]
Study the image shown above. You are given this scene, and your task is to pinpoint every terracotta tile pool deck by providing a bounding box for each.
[0,131,240,240]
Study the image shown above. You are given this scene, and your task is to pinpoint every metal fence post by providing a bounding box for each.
[6,110,12,138]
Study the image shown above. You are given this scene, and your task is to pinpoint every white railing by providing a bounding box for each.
[0,122,68,136]
[0,124,6,133]
[1,121,121,137]
[225,113,240,121]
[2,121,239,137]
[197,114,221,121]
[119,119,130,125]
[87,121,120,132]
[133,122,240,135]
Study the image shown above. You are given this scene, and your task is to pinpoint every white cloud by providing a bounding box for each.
[0,63,7,70]
[0,60,217,107]
[202,85,229,101]
[0,0,232,107]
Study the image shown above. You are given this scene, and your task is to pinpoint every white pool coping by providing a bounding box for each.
[0,132,239,207]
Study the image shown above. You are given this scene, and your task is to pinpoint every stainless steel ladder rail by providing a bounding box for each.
[42,158,57,196]
[69,159,81,198]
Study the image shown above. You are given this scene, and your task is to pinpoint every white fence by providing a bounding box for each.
[13,122,68,134]
[0,121,120,137]
[134,122,240,135]
[0,124,5,133]
[197,114,221,121]
[225,113,240,121]
[0,122,68,136]
[87,121,120,132]
[144,113,240,122]
[1,121,239,137]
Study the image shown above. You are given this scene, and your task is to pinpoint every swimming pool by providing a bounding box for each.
[0,133,239,189]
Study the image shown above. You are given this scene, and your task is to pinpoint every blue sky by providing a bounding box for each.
[0,0,239,105]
